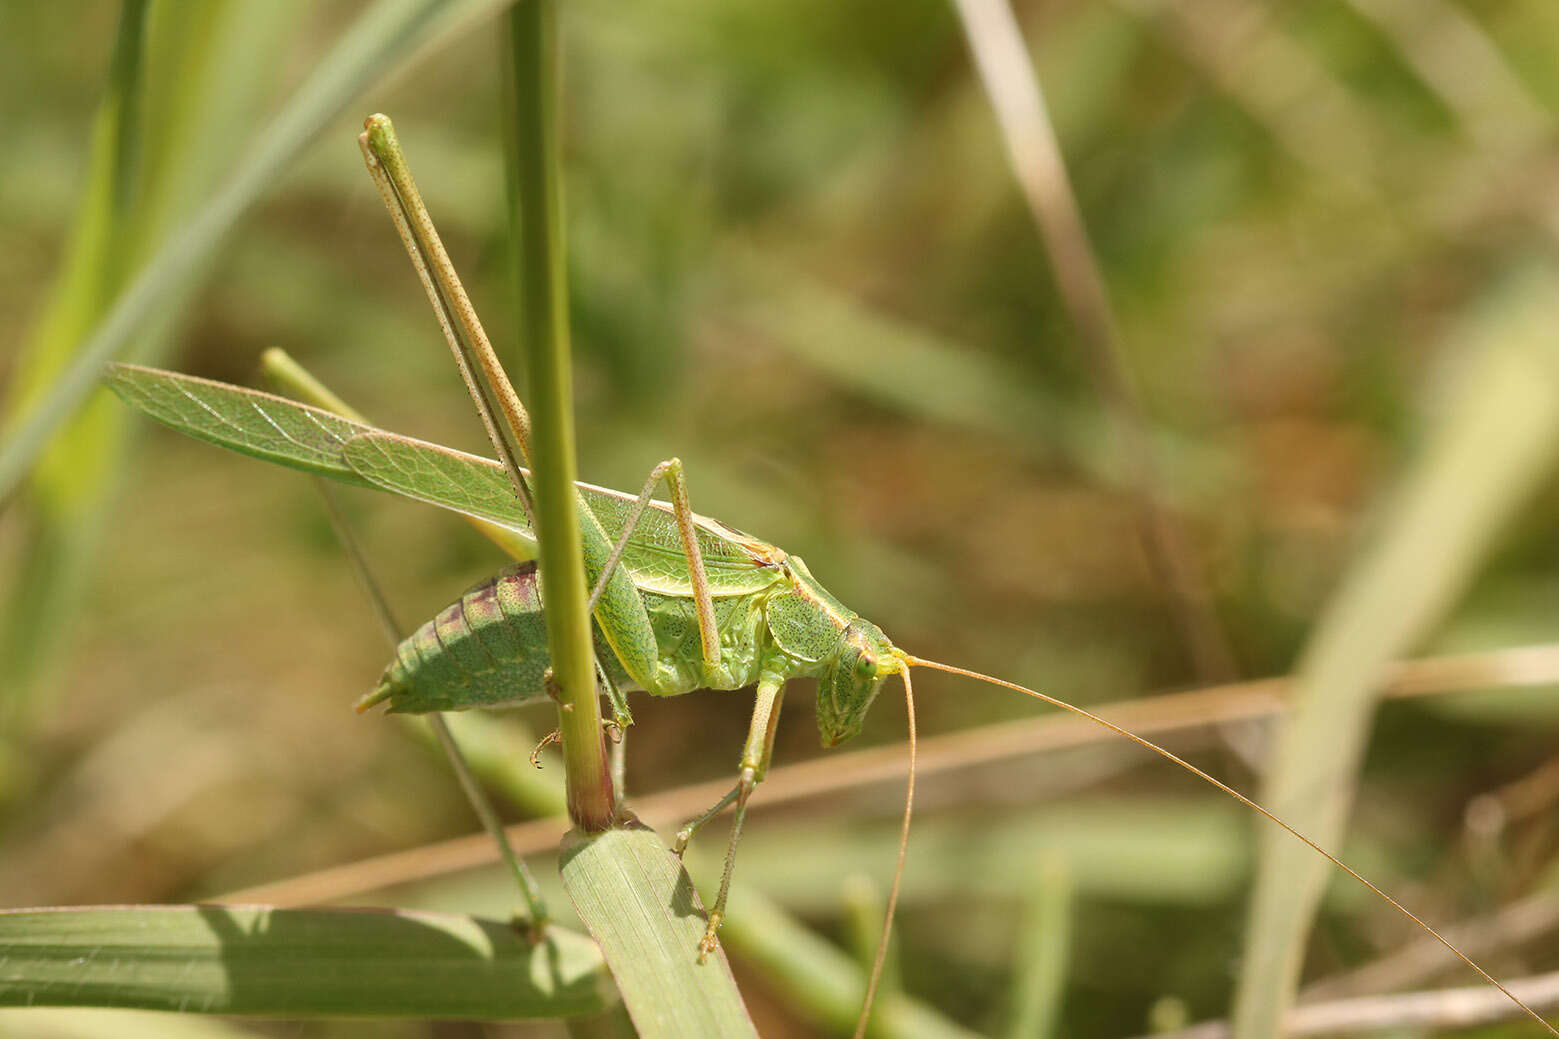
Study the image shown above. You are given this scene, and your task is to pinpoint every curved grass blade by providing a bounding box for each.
[559,820,758,1038]
[1233,265,1559,1036]
[0,0,152,718]
[0,905,612,1019]
[0,0,513,505]
[1,2,309,718]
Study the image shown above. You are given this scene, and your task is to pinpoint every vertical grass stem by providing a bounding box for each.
[499,2,615,830]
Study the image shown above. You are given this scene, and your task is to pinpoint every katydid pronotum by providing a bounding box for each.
[101,115,1557,1037]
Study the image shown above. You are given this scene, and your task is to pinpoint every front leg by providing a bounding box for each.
[671,675,786,961]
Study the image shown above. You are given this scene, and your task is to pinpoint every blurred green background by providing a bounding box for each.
[5,1,1559,1036]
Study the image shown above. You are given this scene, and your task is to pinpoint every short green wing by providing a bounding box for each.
[107,364,779,596]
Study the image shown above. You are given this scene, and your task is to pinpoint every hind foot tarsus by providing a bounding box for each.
[696,911,723,963]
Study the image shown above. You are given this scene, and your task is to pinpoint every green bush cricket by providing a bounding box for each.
[100,113,1557,1037]
[99,358,1558,1037]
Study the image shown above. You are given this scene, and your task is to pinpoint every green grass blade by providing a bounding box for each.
[1005,856,1072,1039]
[0,0,508,504]
[559,821,758,1038]
[1232,264,1559,1036]
[0,905,612,1019]
[103,363,374,486]
[0,0,153,718]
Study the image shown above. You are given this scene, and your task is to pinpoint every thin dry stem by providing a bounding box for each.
[1139,968,1559,1039]
[216,642,1559,908]
[952,0,1236,683]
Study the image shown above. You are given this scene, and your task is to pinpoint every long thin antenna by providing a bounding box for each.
[904,654,1559,1037]
[854,662,918,1039]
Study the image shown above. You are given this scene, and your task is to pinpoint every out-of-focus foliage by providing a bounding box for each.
[4,1,1559,1036]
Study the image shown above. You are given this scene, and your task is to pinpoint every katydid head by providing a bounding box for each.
[815,618,900,747]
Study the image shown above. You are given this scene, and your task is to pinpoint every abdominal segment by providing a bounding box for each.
[362,562,628,713]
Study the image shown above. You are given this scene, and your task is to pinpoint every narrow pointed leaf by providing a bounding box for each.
[107,363,537,536]
[103,363,374,485]
[345,431,772,587]
[344,430,534,535]
[108,366,778,581]
[0,905,613,1019]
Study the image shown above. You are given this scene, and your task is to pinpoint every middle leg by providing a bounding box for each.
[584,458,722,672]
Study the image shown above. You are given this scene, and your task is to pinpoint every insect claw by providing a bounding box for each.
[528,730,562,769]
[510,911,549,946]
[602,719,624,743]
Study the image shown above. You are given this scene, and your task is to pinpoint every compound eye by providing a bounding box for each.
[856,654,876,677]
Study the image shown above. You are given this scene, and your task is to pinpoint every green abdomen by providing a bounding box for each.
[363,562,628,713]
